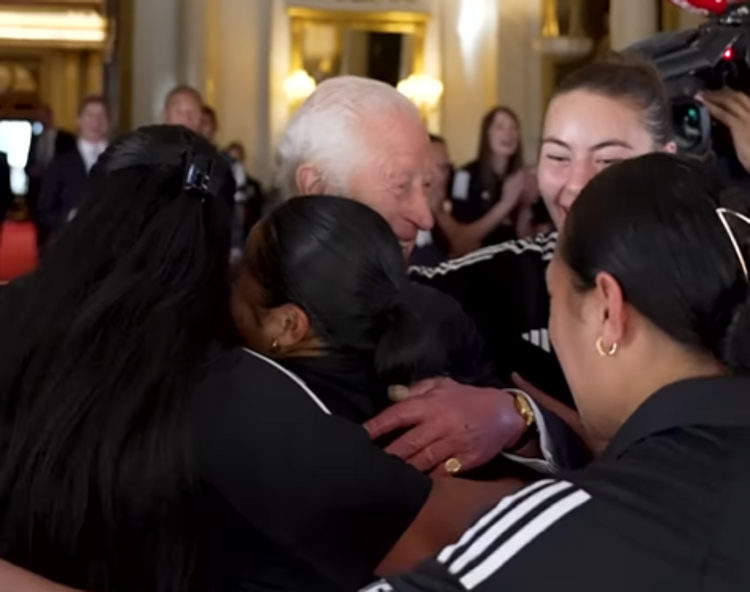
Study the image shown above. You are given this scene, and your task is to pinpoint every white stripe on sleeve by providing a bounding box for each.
[460,489,591,589]
[436,479,555,564]
[448,480,577,574]
[409,232,558,279]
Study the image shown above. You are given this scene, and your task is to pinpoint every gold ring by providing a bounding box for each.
[444,458,462,474]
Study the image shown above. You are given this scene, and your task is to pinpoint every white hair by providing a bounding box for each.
[275,76,420,200]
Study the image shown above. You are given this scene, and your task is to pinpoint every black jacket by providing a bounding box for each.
[409,232,572,407]
[366,376,750,592]
[0,152,12,226]
[37,149,88,241]
[405,276,588,472]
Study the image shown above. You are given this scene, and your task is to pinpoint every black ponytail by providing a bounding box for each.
[560,153,750,375]
[248,195,445,386]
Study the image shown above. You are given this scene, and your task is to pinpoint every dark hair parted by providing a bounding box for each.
[555,52,672,146]
[248,195,444,388]
[0,125,236,591]
[561,152,750,373]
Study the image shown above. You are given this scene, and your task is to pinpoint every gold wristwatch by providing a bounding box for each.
[513,391,536,427]
[507,390,537,453]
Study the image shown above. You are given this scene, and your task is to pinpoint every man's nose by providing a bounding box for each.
[407,186,434,231]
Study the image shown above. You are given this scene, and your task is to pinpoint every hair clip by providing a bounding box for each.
[184,156,215,200]
[716,207,750,282]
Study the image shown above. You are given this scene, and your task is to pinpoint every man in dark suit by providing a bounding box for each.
[0,151,12,232]
[25,105,77,229]
[37,97,109,246]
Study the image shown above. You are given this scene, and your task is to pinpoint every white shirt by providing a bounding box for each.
[78,139,107,173]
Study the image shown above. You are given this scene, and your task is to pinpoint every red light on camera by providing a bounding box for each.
[723,47,734,60]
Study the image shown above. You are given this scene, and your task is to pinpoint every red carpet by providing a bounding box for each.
[0,221,37,282]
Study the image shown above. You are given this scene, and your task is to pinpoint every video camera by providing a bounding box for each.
[626,0,750,155]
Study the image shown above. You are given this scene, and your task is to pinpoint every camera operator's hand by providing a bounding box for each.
[697,89,750,172]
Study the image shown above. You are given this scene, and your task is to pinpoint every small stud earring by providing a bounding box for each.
[595,336,617,357]
[270,339,281,354]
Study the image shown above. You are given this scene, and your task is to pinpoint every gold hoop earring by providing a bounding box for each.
[595,337,617,357]
[270,339,281,354]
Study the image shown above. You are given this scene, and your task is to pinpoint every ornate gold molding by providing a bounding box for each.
[286,7,429,75]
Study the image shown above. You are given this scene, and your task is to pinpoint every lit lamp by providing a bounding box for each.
[0,9,106,44]
[397,74,444,122]
[283,70,317,109]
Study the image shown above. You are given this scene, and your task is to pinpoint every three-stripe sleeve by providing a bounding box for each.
[362,480,591,592]
[438,479,591,589]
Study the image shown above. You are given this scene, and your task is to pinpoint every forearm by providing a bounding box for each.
[0,560,79,592]
[468,199,517,241]
[434,201,516,256]
[377,477,523,576]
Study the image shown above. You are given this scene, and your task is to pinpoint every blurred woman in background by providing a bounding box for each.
[442,107,538,254]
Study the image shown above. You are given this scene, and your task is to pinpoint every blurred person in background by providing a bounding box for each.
[36,96,109,246]
[0,150,12,231]
[162,85,203,132]
[227,140,266,236]
[24,105,76,239]
[200,104,219,144]
[198,105,265,258]
[410,134,452,267]
[446,107,538,253]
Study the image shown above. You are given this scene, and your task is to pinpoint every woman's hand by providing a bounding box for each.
[498,169,526,209]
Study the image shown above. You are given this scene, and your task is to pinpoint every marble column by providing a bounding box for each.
[131,0,180,127]
[438,0,499,166]
[209,0,274,181]
[495,0,544,164]
[609,0,659,51]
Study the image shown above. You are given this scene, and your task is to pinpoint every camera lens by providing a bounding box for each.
[671,102,707,152]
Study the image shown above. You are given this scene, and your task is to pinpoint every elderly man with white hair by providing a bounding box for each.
[276,76,586,476]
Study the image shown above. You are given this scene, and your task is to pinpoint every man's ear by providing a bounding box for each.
[295,164,326,196]
[664,141,678,154]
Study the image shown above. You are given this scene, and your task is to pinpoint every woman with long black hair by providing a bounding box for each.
[0,126,520,592]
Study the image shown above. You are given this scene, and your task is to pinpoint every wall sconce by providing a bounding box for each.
[283,70,317,108]
[397,74,444,121]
